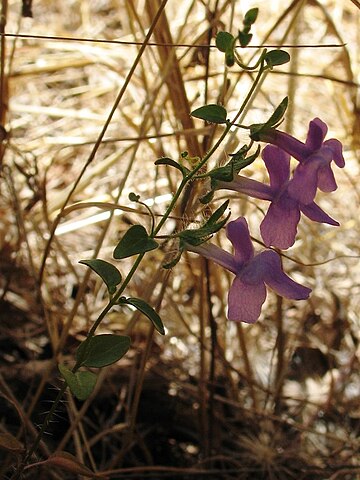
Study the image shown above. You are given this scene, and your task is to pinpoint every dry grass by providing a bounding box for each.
[0,0,359,479]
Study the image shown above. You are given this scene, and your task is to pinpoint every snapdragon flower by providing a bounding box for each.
[255,118,345,204]
[217,145,338,249]
[187,217,311,323]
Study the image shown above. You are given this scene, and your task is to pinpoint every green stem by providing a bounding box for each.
[234,48,267,71]
[12,383,67,479]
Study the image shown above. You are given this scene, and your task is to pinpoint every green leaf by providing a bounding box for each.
[191,104,227,124]
[59,365,97,401]
[154,157,190,176]
[229,144,260,171]
[250,97,288,139]
[238,31,253,48]
[178,201,230,247]
[208,145,257,185]
[215,31,234,53]
[79,259,121,295]
[244,8,259,25]
[76,334,131,368]
[199,188,215,204]
[121,297,165,335]
[266,97,289,127]
[113,225,158,260]
[209,164,234,183]
[238,8,258,47]
[207,200,230,226]
[265,50,290,68]
[129,192,140,202]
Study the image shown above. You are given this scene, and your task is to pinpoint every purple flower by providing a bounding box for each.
[187,217,311,323]
[256,118,345,204]
[217,145,339,249]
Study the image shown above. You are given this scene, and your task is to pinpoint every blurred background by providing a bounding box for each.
[0,0,359,478]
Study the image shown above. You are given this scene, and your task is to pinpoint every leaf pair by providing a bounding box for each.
[80,225,159,296]
[59,334,131,401]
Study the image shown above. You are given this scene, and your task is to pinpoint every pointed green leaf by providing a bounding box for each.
[207,200,230,226]
[154,157,190,176]
[265,50,290,68]
[178,201,230,247]
[79,259,121,295]
[208,146,258,185]
[199,188,215,204]
[238,31,253,47]
[230,144,260,171]
[244,8,258,25]
[58,365,97,401]
[76,334,131,368]
[250,97,288,139]
[267,97,288,127]
[191,104,227,124]
[113,225,158,260]
[215,31,234,53]
[123,297,165,335]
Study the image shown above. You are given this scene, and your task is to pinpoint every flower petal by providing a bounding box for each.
[226,217,254,266]
[300,202,339,226]
[305,118,327,150]
[262,145,290,189]
[288,161,319,204]
[259,250,312,299]
[227,276,266,323]
[260,193,300,249]
[324,138,345,168]
[317,165,337,192]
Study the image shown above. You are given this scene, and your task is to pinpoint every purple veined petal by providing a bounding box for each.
[258,129,310,163]
[324,138,345,168]
[217,175,273,201]
[288,161,319,205]
[259,250,312,300]
[226,217,254,266]
[186,243,238,274]
[317,164,337,192]
[300,202,339,226]
[227,276,266,323]
[305,118,327,150]
[260,193,300,249]
[262,145,290,189]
